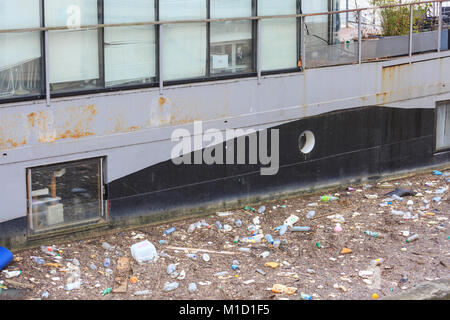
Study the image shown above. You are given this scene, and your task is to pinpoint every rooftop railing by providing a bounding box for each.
[0,0,448,105]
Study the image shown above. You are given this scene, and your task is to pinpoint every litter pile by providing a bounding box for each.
[1,170,449,300]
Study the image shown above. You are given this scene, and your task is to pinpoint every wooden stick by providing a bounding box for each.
[165,246,240,255]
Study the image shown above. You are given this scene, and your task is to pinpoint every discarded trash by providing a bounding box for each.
[202,254,210,262]
[64,281,81,291]
[215,271,229,277]
[134,290,150,296]
[130,276,138,284]
[244,206,256,212]
[40,246,58,256]
[364,231,380,238]
[432,170,442,176]
[321,195,338,202]
[273,239,281,248]
[101,288,112,296]
[231,264,240,271]
[316,242,323,249]
[340,248,352,255]
[432,197,442,202]
[223,224,232,232]
[370,258,384,266]
[159,240,168,245]
[372,293,379,300]
[215,221,223,230]
[385,188,416,197]
[406,234,419,243]
[301,293,313,300]
[334,224,343,233]
[186,254,197,260]
[42,291,49,299]
[291,226,311,232]
[283,215,299,227]
[102,242,114,251]
[306,211,316,219]
[163,282,179,292]
[188,283,197,293]
[167,264,177,275]
[256,269,266,276]
[0,247,13,271]
[258,206,266,214]
[163,227,176,235]
[260,251,270,258]
[130,240,158,264]
[104,258,111,268]
[217,212,233,217]
[235,219,243,228]
[365,194,378,199]
[271,284,297,295]
[252,217,260,225]
[264,262,279,269]
[2,270,21,278]
[279,224,288,236]
[265,234,274,245]
[238,248,251,253]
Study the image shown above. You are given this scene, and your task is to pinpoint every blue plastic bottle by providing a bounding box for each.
[0,247,13,271]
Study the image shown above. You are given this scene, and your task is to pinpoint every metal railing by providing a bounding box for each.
[0,0,448,105]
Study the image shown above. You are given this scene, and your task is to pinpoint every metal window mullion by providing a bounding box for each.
[300,16,305,70]
[45,30,50,106]
[409,4,413,60]
[302,16,306,69]
[159,24,163,95]
[257,17,261,84]
[358,11,362,64]
[438,0,442,53]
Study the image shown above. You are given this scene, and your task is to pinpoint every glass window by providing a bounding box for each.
[258,0,298,71]
[160,0,207,81]
[45,0,102,93]
[436,102,450,151]
[210,0,254,76]
[0,0,42,100]
[104,0,156,87]
[28,158,105,234]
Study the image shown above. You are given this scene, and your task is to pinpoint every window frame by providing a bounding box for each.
[0,0,339,105]
[26,156,108,237]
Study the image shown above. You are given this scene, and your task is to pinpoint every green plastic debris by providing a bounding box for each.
[316,242,322,248]
[101,288,112,296]
[244,206,256,212]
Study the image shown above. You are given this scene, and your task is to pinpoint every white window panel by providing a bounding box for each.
[104,0,156,85]
[45,0,99,84]
[258,0,297,71]
[160,0,207,81]
[0,0,41,70]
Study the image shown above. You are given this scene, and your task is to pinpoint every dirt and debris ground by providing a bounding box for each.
[1,171,450,300]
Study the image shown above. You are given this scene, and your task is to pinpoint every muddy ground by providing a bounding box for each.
[1,171,449,300]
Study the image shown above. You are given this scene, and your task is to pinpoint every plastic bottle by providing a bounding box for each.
[215,221,223,230]
[89,263,97,270]
[273,239,281,248]
[159,240,168,245]
[167,264,177,274]
[392,195,404,201]
[260,251,270,258]
[238,248,251,253]
[265,234,274,245]
[364,231,379,238]
[235,219,242,228]
[102,242,114,251]
[215,271,229,277]
[291,226,311,232]
[248,224,257,236]
[186,253,197,260]
[370,258,384,266]
[406,234,419,243]
[279,224,288,236]
[258,206,266,214]
[64,281,81,291]
[134,290,150,296]
[301,293,313,300]
[188,283,197,293]
[306,211,316,219]
[163,227,176,235]
[231,264,240,271]
[202,253,210,262]
[40,245,58,256]
[187,224,196,234]
[233,236,240,244]
[42,291,49,299]
[31,256,45,265]
[2,270,21,278]
[104,258,111,268]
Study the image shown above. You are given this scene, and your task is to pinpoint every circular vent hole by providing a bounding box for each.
[298,130,315,154]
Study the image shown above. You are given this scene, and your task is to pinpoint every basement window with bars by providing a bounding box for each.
[436,101,450,151]
[27,157,106,235]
